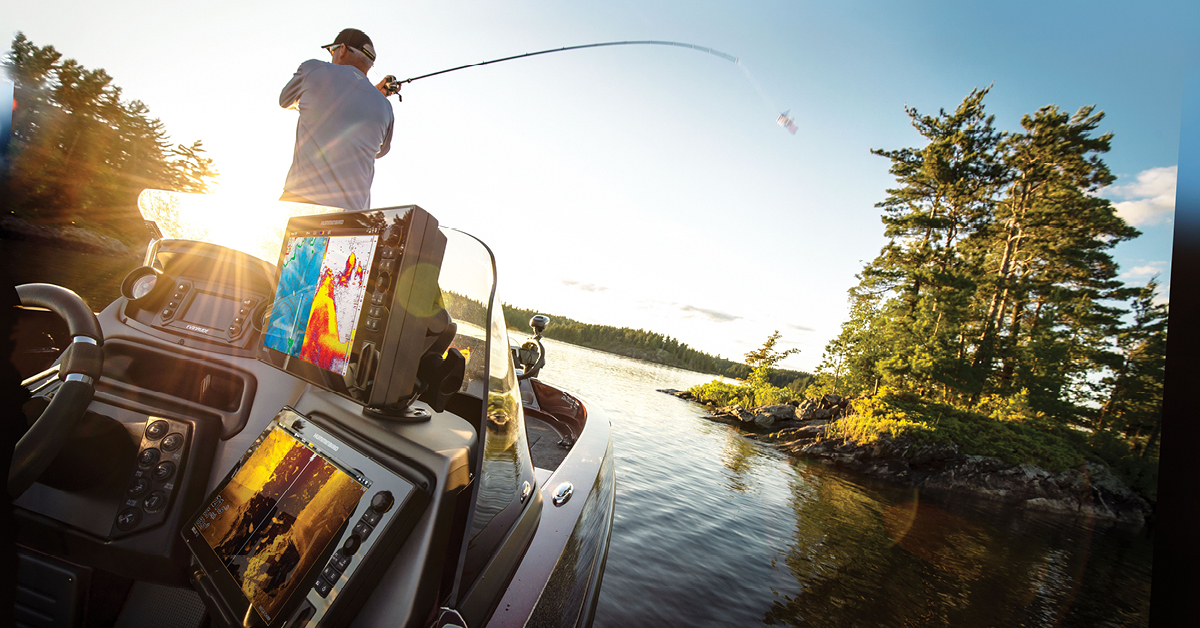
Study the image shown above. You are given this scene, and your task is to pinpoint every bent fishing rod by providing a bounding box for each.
[380,40,739,99]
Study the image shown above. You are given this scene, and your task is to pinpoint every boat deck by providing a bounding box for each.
[527,415,570,471]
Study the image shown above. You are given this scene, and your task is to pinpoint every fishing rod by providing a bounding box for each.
[381,40,739,98]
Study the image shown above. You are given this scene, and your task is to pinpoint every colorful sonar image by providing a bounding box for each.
[195,428,365,622]
[265,235,377,375]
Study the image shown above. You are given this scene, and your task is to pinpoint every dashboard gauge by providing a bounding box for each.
[120,266,165,302]
[131,274,157,299]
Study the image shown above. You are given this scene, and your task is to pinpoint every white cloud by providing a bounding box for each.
[560,279,608,293]
[1120,261,1167,280]
[1105,166,1176,227]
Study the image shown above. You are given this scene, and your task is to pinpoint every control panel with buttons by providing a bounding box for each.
[148,276,267,349]
[112,417,190,537]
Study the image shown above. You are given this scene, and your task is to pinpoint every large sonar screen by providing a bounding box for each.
[264,234,376,375]
[192,426,366,624]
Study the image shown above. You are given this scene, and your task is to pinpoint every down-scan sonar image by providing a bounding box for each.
[194,427,365,623]
[266,234,377,375]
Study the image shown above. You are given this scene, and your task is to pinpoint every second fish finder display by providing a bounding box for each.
[192,425,366,623]
[264,234,377,376]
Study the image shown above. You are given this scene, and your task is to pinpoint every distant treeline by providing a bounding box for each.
[503,303,812,389]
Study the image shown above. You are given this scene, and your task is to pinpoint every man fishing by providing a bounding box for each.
[279,29,399,210]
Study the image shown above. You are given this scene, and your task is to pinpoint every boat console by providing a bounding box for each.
[12,194,613,628]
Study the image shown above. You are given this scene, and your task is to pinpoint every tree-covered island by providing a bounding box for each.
[679,88,1162,523]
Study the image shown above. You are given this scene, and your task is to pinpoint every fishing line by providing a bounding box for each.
[737,60,798,135]
[736,60,782,116]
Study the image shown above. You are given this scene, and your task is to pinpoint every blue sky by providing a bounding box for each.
[4,1,1195,371]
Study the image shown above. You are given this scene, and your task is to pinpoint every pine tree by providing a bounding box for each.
[853,87,1005,399]
[969,104,1139,411]
[2,33,216,240]
[1098,278,1167,456]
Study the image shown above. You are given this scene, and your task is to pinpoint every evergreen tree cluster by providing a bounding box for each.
[816,87,1167,454]
[502,303,811,388]
[2,33,216,243]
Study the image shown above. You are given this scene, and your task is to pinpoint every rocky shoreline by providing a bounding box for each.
[659,389,1152,525]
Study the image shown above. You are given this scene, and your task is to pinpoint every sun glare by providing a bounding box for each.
[137,189,344,263]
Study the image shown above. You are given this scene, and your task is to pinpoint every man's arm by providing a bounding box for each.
[280,60,320,110]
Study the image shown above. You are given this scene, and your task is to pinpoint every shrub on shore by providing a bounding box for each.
[826,389,1157,500]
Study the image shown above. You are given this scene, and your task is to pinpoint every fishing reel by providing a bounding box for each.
[381,75,403,100]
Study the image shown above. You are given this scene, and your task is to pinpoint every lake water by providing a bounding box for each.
[7,242,1153,627]
[531,338,1153,628]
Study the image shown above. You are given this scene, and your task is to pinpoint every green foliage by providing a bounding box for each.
[744,330,799,389]
[810,87,1161,485]
[840,390,1087,473]
[1087,429,1158,502]
[689,381,756,407]
[687,332,803,407]
[2,33,216,244]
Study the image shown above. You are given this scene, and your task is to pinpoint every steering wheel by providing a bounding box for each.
[10,284,104,498]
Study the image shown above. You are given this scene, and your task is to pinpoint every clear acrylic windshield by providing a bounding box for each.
[137,189,346,263]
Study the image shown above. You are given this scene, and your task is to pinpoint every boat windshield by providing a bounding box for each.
[137,189,345,263]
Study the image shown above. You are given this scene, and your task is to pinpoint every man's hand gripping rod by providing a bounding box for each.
[378,75,403,101]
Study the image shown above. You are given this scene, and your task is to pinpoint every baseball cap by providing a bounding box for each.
[323,28,376,62]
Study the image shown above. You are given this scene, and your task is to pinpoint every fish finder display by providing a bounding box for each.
[192,426,366,623]
[264,234,377,375]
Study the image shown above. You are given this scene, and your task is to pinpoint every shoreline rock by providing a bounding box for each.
[659,388,1152,525]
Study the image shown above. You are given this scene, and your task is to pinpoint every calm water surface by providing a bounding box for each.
[11,244,1153,627]
[534,339,1152,628]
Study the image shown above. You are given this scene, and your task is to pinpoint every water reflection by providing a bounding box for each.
[720,434,763,493]
[531,341,1151,628]
[765,467,1148,627]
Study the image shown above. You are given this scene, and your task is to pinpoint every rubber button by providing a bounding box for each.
[138,448,161,467]
[322,565,340,583]
[116,508,142,530]
[143,491,167,512]
[153,461,176,482]
[352,521,372,539]
[370,491,394,512]
[362,509,382,527]
[314,578,333,598]
[127,478,151,497]
[161,432,184,452]
[330,551,351,572]
[146,420,169,440]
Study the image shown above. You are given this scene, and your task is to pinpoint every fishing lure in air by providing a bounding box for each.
[380,40,796,135]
